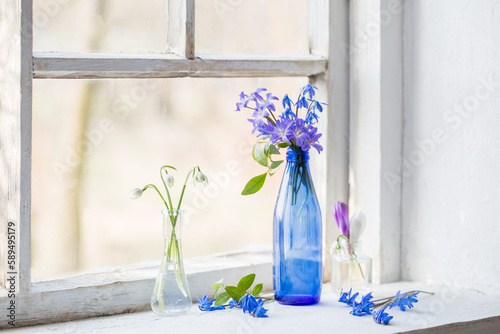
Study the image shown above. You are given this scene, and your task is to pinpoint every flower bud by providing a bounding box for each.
[349,211,366,243]
[129,188,144,200]
[165,174,174,188]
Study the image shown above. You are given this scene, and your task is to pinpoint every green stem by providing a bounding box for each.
[335,235,365,279]
[177,167,197,212]
[160,167,174,211]
[371,290,435,307]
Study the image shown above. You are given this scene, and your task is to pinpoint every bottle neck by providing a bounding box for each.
[161,209,183,239]
[286,146,309,163]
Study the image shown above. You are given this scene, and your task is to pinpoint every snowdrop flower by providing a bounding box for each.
[195,171,209,187]
[349,211,367,244]
[165,174,174,188]
[129,188,144,200]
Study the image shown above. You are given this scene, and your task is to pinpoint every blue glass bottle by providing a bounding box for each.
[273,147,322,305]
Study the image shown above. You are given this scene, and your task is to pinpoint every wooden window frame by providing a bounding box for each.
[0,0,350,328]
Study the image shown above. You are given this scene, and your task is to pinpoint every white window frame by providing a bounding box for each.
[0,0,350,327]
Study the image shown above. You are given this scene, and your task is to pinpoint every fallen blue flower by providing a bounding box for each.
[339,288,359,306]
[228,299,240,309]
[389,290,419,311]
[239,294,259,314]
[373,306,393,325]
[250,299,268,318]
[197,295,225,311]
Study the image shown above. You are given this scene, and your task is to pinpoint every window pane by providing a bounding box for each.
[32,76,308,280]
[196,0,309,54]
[33,0,167,53]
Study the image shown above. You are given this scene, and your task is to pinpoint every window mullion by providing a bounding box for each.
[167,0,195,59]
[0,0,33,294]
[308,0,350,282]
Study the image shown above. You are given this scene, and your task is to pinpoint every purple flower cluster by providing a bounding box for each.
[197,294,268,318]
[338,289,422,326]
[235,85,326,154]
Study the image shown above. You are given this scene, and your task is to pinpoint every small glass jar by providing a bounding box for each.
[330,239,372,295]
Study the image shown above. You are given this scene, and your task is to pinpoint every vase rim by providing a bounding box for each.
[161,208,184,215]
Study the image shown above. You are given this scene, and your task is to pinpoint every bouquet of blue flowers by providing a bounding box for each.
[235,84,327,195]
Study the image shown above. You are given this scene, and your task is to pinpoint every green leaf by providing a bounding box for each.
[211,278,224,297]
[241,173,267,195]
[212,284,222,298]
[263,140,272,156]
[214,292,230,306]
[277,142,291,148]
[268,144,280,155]
[251,283,263,296]
[225,286,247,302]
[252,142,268,167]
[270,160,284,169]
[160,165,177,171]
[237,273,256,291]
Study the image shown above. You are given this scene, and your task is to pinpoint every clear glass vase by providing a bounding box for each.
[330,240,372,295]
[273,147,322,305]
[151,209,192,316]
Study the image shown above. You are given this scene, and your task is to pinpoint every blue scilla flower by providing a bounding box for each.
[350,292,374,317]
[296,96,309,109]
[197,295,225,311]
[339,288,360,307]
[282,94,294,109]
[373,306,393,325]
[282,107,296,119]
[228,299,240,309]
[239,294,259,314]
[307,99,327,113]
[250,299,269,318]
[304,111,319,124]
[302,84,318,99]
[389,290,419,311]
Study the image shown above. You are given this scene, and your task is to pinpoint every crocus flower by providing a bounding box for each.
[197,295,225,311]
[129,188,144,200]
[333,201,349,238]
[373,306,393,325]
[349,211,366,244]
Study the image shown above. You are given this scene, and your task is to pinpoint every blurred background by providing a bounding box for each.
[31,0,309,280]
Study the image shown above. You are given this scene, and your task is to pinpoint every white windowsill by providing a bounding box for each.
[5,282,500,333]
